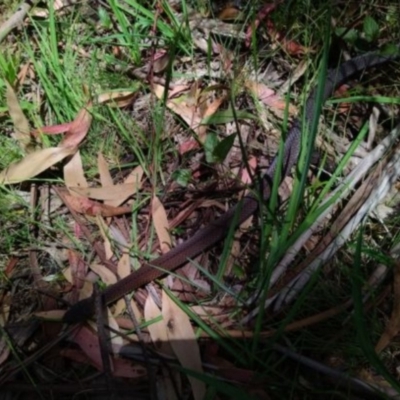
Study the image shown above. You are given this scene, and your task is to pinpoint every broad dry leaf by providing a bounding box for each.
[117,252,130,279]
[0,146,76,185]
[153,84,201,129]
[108,165,144,207]
[113,253,132,315]
[5,81,31,151]
[69,326,145,377]
[69,183,140,202]
[245,80,293,114]
[96,215,113,260]
[162,291,206,400]
[90,263,117,286]
[97,153,113,188]
[152,195,171,254]
[64,150,88,195]
[60,105,93,148]
[145,295,175,357]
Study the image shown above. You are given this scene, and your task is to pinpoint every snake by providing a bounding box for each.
[63,44,399,323]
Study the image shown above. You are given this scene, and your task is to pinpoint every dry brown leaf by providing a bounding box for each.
[64,150,88,195]
[97,153,113,188]
[152,195,171,254]
[90,263,117,285]
[68,183,140,202]
[96,91,137,107]
[96,215,113,260]
[162,290,206,400]
[113,253,133,315]
[5,80,31,151]
[0,146,76,185]
[107,165,144,207]
[245,80,294,114]
[145,295,174,355]
[117,252,131,279]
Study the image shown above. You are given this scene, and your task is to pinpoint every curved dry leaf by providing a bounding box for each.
[64,150,88,195]
[96,215,113,260]
[5,80,31,150]
[60,105,92,148]
[145,295,175,355]
[69,326,145,377]
[0,146,76,185]
[90,263,117,286]
[96,91,137,107]
[152,195,171,254]
[162,291,206,400]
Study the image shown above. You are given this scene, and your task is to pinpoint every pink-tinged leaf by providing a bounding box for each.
[60,105,93,148]
[62,193,131,217]
[240,156,257,185]
[0,146,76,185]
[246,80,291,112]
[68,249,87,289]
[64,151,88,195]
[162,291,206,400]
[67,326,147,377]
[5,81,31,150]
[32,122,73,137]
[152,195,171,254]
[153,84,201,130]
[178,139,199,154]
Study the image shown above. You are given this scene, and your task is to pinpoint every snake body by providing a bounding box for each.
[63,45,399,323]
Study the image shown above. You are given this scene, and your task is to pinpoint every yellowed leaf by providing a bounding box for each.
[5,80,31,150]
[117,252,131,278]
[0,146,76,185]
[162,290,205,400]
[152,195,171,254]
[64,150,88,195]
[34,310,65,320]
